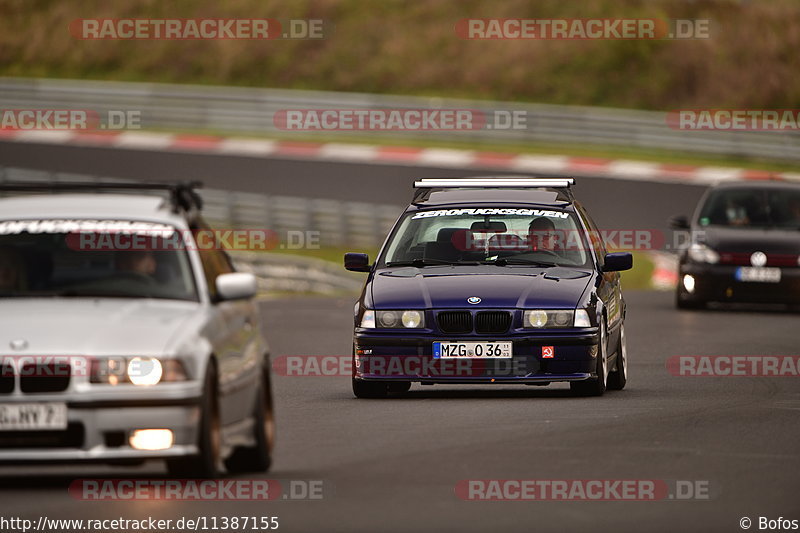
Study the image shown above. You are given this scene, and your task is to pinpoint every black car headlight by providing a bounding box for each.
[360,310,425,329]
[523,309,591,328]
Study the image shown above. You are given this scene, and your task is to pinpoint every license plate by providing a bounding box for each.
[736,267,781,283]
[0,403,68,431]
[433,341,512,359]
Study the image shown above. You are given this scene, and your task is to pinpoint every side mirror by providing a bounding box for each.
[344,252,371,272]
[216,272,257,300]
[669,215,690,230]
[603,252,633,272]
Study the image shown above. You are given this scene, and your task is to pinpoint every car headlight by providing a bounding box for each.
[90,357,187,385]
[688,243,719,264]
[360,310,425,329]
[128,357,162,386]
[401,310,423,328]
[523,309,591,328]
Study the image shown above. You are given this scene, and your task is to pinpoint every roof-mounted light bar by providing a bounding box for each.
[413,178,574,189]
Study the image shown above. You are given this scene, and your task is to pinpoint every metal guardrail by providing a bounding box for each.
[235,252,364,295]
[0,166,402,250]
[1,77,799,161]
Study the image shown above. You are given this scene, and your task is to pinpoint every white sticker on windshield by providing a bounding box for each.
[411,208,569,219]
[0,219,176,235]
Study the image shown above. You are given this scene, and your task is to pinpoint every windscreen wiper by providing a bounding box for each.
[484,258,557,267]
[385,258,472,267]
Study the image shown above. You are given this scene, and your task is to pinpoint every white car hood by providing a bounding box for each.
[0,298,204,357]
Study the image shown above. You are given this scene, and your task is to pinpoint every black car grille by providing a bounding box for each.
[0,362,72,394]
[0,362,13,394]
[437,311,473,334]
[0,423,84,449]
[475,311,512,334]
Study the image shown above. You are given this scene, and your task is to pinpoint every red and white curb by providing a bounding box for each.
[1,129,798,186]
[649,251,679,291]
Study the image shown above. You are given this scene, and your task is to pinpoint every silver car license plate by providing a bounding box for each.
[0,403,68,431]
[736,267,781,283]
[433,341,512,359]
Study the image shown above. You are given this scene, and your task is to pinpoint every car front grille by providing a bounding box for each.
[437,311,473,334]
[719,252,799,267]
[475,311,512,334]
[0,362,13,394]
[0,423,84,449]
[0,362,72,394]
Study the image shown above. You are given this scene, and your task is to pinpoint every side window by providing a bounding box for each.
[192,226,234,300]
[575,204,607,267]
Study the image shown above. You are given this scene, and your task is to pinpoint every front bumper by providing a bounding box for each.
[679,262,800,304]
[353,328,599,384]
[0,383,202,463]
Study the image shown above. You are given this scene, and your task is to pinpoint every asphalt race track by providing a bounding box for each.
[0,141,797,532]
[0,292,798,532]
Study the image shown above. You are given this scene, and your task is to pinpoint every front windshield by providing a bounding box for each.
[380,207,592,268]
[0,221,198,301]
[698,188,800,229]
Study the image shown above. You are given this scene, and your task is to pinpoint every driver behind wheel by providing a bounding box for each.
[115,250,157,278]
[0,246,26,293]
[527,217,560,254]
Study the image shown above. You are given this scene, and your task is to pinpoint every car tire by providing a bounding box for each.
[166,363,221,478]
[224,366,275,473]
[570,320,608,397]
[607,323,627,391]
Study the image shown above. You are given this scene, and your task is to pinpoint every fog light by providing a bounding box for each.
[129,429,173,451]
[683,274,696,294]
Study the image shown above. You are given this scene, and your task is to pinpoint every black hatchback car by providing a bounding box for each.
[344,178,632,398]
[671,180,800,309]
